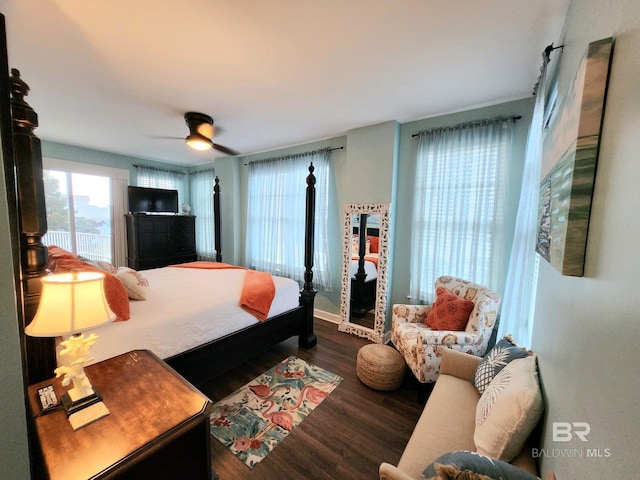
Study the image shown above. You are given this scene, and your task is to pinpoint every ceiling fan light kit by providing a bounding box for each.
[183,111,237,155]
[185,133,213,151]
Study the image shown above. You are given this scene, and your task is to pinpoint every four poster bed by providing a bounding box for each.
[350,214,379,318]
[10,68,318,387]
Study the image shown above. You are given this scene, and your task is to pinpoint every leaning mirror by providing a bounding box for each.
[338,203,390,343]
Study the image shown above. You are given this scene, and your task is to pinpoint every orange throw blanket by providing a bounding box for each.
[171,261,276,321]
[352,255,379,268]
[170,261,245,270]
[239,270,276,322]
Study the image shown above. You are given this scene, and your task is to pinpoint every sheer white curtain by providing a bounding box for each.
[246,150,331,290]
[189,169,216,261]
[135,165,186,206]
[499,62,550,346]
[111,177,129,267]
[409,118,515,303]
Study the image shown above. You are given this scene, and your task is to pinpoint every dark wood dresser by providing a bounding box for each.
[125,213,197,270]
[28,350,214,480]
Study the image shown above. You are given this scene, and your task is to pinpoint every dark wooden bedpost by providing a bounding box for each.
[299,162,317,348]
[355,213,368,280]
[351,213,369,316]
[10,68,56,384]
[213,176,222,262]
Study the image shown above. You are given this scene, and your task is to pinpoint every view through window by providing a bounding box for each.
[43,170,113,263]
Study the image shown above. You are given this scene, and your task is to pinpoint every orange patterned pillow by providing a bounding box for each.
[47,246,130,321]
[368,235,379,253]
[425,286,474,331]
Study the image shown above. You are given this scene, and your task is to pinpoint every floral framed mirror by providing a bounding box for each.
[338,203,390,343]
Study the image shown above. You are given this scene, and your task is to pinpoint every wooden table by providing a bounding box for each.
[28,350,214,479]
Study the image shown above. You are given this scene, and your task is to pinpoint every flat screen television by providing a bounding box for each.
[128,186,179,214]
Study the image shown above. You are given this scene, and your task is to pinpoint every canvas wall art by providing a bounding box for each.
[535,37,613,276]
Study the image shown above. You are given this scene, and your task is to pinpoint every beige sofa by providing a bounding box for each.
[379,348,543,480]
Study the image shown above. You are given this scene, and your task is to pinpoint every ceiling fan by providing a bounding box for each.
[182,112,239,155]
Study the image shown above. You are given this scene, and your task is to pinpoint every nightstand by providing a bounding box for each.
[28,350,214,479]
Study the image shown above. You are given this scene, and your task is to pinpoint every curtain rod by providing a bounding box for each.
[544,44,564,57]
[244,146,343,166]
[411,115,521,138]
[133,164,186,176]
[189,167,216,176]
[533,43,564,95]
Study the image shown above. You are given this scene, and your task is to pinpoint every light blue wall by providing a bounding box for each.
[532,1,640,477]
[42,141,192,205]
[342,121,398,204]
[208,155,242,266]
[0,145,31,479]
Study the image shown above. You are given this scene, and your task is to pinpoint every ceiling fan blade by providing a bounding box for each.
[149,135,183,140]
[212,143,239,156]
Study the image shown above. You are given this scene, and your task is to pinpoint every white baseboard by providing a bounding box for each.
[314,309,340,324]
[315,309,393,344]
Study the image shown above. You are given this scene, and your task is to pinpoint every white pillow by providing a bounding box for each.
[351,237,371,255]
[116,266,149,300]
[474,355,543,461]
[96,260,117,274]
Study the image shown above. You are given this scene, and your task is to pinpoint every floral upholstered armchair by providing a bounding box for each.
[391,276,501,384]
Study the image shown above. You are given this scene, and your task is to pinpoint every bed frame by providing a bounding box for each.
[165,174,318,385]
[350,214,378,318]
[8,67,317,387]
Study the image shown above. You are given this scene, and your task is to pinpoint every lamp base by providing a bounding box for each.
[68,401,110,430]
[61,386,103,416]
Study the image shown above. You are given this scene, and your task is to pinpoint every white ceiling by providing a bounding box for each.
[1,0,569,166]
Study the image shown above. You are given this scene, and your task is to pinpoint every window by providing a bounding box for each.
[42,158,130,266]
[409,118,515,302]
[135,165,185,207]
[43,170,113,262]
[245,150,331,290]
[189,169,216,261]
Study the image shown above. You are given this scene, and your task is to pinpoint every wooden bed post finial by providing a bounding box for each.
[10,68,56,384]
[300,162,317,348]
[303,162,315,291]
[213,176,222,262]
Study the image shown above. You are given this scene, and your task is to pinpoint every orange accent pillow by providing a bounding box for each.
[368,235,379,253]
[425,286,474,331]
[46,246,130,322]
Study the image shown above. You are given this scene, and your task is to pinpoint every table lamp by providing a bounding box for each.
[25,270,116,418]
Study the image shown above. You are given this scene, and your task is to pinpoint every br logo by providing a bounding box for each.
[552,422,591,442]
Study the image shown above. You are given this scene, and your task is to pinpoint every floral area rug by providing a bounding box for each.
[210,356,343,468]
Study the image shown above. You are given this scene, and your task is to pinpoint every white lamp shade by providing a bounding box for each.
[25,271,116,337]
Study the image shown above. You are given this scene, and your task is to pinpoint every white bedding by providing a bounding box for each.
[81,266,300,365]
[351,253,378,282]
[350,258,378,282]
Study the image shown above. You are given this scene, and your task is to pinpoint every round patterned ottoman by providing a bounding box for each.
[356,344,405,391]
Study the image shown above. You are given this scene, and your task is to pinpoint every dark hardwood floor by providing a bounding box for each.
[198,319,425,480]
[350,310,375,330]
